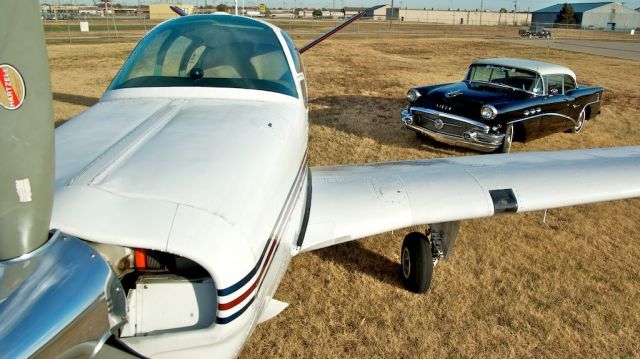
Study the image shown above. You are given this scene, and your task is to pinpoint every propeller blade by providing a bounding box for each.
[0,0,54,259]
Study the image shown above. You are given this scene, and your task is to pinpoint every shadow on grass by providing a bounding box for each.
[309,95,471,156]
[311,241,405,290]
[53,92,100,107]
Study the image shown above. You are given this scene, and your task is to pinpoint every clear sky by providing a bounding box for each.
[48,1,640,12]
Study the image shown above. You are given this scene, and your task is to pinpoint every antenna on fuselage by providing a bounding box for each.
[299,4,385,54]
[169,5,188,16]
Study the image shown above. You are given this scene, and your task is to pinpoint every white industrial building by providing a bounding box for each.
[532,2,640,30]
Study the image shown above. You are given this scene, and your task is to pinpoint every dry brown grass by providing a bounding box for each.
[48,37,640,358]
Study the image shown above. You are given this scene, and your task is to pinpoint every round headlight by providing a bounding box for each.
[480,105,498,120]
[406,89,421,103]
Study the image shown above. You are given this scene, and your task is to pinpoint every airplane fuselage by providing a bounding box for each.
[52,14,313,356]
[53,85,310,356]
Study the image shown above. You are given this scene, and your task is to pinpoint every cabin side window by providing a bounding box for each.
[282,32,308,105]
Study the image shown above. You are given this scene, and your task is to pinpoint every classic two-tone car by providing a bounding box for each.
[401,58,603,153]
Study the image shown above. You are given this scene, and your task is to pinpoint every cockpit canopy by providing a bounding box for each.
[108,15,298,98]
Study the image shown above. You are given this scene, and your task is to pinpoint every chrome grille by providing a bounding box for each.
[413,109,484,137]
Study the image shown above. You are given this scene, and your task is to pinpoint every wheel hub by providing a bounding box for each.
[402,247,411,278]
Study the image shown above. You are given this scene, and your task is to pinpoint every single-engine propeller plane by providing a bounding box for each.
[1,1,640,358]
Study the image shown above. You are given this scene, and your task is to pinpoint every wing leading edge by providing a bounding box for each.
[300,146,640,253]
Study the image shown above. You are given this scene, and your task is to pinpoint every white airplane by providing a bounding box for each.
[1,3,640,358]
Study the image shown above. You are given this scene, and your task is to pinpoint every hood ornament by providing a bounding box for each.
[445,90,462,98]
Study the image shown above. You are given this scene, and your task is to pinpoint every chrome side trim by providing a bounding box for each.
[507,112,575,125]
[0,232,126,358]
[409,106,491,132]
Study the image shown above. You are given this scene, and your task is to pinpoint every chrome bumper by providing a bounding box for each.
[401,109,505,153]
[0,232,126,358]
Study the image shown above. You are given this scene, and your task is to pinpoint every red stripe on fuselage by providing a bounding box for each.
[218,238,278,311]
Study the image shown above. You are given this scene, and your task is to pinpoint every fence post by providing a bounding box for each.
[67,21,71,44]
[106,17,111,42]
[112,14,118,39]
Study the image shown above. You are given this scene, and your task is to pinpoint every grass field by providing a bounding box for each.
[48,36,640,358]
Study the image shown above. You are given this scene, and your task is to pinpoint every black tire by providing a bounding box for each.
[497,124,514,153]
[400,232,433,293]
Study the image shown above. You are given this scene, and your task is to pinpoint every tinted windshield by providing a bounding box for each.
[108,15,298,98]
[467,64,542,94]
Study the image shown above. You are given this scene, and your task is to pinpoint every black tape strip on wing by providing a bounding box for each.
[299,5,385,54]
[489,189,518,214]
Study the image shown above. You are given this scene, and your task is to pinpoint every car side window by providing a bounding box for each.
[532,76,544,94]
[546,74,564,95]
[564,75,576,92]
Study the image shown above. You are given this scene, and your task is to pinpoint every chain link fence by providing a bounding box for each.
[43,16,640,44]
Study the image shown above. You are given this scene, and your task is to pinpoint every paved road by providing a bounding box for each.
[504,39,640,61]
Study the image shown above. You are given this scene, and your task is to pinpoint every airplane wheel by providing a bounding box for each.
[400,232,433,293]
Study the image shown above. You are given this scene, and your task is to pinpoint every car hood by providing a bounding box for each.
[416,82,529,120]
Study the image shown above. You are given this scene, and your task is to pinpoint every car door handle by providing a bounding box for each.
[572,104,581,108]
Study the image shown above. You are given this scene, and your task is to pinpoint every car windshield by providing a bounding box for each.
[108,15,298,98]
[467,64,543,95]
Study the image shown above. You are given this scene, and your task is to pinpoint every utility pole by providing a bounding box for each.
[389,0,394,28]
[479,0,483,25]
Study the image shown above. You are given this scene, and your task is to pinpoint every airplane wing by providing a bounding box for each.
[300,146,640,252]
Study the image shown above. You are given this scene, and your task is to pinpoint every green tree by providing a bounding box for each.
[216,3,228,12]
[556,3,576,24]
[312,9,323,18]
